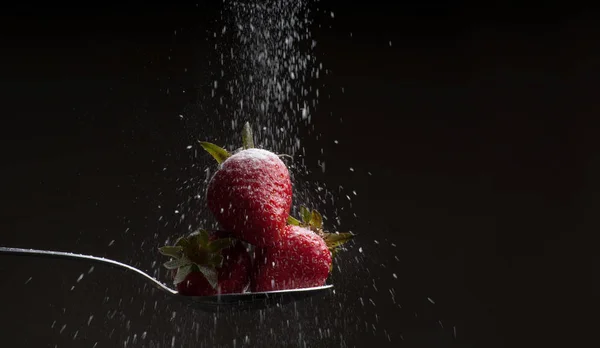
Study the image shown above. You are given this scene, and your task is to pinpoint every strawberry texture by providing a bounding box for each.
[206,148,293,247]
[251,225,332,292]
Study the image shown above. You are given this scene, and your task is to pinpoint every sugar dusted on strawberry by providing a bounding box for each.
[251,225,332,292]
[227,147,275,163]
[207,148,293,247]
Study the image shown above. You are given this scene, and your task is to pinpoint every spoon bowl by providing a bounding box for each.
[0,246,333,310]
[180,285,333,311]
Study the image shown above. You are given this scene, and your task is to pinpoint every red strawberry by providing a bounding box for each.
[252,225,331,291]
[159,230,251,296]
[200,123,292,247]
[251,207,354,292]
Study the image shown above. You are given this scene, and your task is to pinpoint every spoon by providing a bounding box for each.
[0,246,333,311]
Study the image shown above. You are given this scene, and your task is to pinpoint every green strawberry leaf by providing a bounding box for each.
[198,141,231,164]
[163,257,191,270]
[310,209,323,229]
[175,236,190,248]
[188,229,210,248]
[160,229,232,289]
[176,238,198,261]
[188,248,210,265]
[242,122,255,149]
[173,264,194,285]
[287,215,302,226]
[158,246,183,258]
[207,238,234,253]
[196,265,219,290]
[300,206,311,225]
[207,254,224,267]
[323,232,355,251]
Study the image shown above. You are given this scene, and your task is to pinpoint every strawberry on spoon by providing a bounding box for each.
[199,122,293,247]
[159,229,251,296]
[251,207,354,292]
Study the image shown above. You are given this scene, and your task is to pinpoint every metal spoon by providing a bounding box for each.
[0,246,333,311]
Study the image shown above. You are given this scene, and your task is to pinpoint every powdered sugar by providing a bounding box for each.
[207,147,292,247]
[224,148,278,165]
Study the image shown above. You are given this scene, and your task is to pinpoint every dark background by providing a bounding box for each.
[0,2,594,347]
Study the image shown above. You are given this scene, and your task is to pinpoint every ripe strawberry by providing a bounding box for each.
[252,225,331,291]
[159,230,251,296]
[251,207,354,292]
[200,123,292,247]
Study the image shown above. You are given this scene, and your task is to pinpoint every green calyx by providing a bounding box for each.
[197,141,231,164]
[287,206,355,262]
[158,229,234,289]
[241,122,255,149]
[198,121,256,164]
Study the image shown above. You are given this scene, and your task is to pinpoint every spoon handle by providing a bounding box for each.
[0,246,177,295]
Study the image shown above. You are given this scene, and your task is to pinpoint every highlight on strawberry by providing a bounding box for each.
[158,122,354,296]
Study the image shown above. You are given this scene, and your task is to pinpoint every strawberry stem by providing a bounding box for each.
[242,122,255,149]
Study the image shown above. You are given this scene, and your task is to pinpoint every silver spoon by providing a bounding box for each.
[0,246,333,311]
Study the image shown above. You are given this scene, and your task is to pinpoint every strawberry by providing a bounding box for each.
[251,207,354,292]
[159,230,251,296]
[251,225,330,291]
[199,123,292,247]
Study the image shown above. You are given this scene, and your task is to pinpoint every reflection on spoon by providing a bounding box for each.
[0,246,333,311]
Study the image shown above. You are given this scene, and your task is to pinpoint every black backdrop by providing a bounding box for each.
[0,2,594,347]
